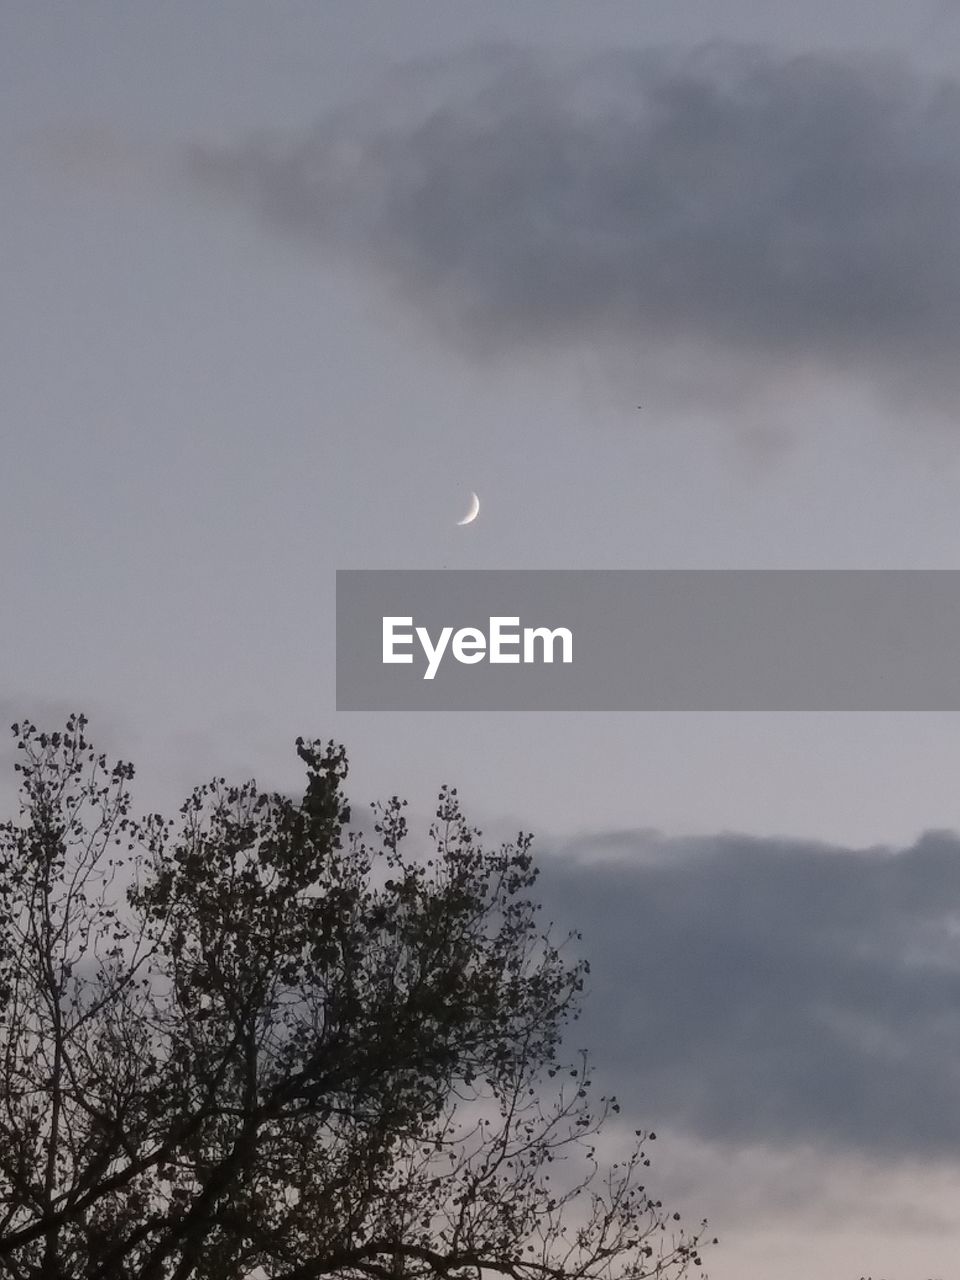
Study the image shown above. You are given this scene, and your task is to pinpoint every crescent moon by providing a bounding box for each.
[457,492,480,526]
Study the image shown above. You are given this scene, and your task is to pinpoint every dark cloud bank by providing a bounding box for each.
[535,828,960,1161]
[191,43,960,407]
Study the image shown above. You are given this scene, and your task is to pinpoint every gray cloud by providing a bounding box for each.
[188,43,960,410]
[534,827,960,1159]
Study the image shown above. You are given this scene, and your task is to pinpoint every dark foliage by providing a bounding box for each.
[0,717,710,1280]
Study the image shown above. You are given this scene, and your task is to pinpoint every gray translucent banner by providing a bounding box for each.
[336,570,960,711]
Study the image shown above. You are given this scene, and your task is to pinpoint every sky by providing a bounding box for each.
[5,3,960,1276]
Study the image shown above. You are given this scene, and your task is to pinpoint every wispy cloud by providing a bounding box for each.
[187,43,960,416]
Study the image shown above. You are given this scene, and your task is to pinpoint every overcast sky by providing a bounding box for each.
[6,3,960,1276]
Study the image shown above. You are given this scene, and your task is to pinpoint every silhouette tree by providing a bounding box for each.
[0,716,711,1280]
